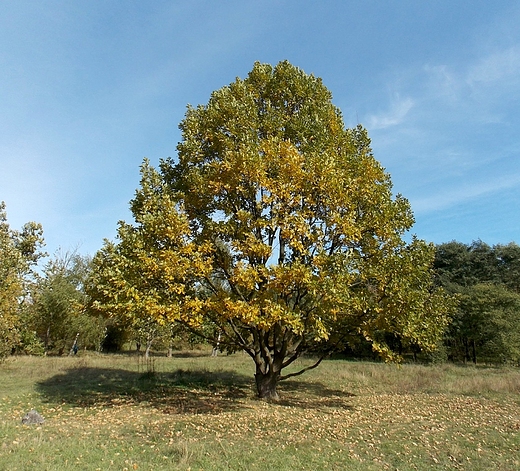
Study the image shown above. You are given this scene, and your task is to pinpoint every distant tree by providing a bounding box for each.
[0,202,45,358]
[29,251,105,354]
[449,284,520,364]
[467,240,500,285]
[434,240,499,288]
[89,61,452,399]
[495,243,520,293]
[434,241,473,288]
[435,241,520,363]
[129,319,189,358]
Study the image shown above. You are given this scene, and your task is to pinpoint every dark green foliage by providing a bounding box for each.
[435,241,520,364]
[27,251,107,354]
[495,243,520,293]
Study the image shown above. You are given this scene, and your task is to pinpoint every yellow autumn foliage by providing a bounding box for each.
[89,62,454,398]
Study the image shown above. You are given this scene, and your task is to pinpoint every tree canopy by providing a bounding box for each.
[89,61,452,398]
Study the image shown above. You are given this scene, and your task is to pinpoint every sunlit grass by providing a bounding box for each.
[1,351,520,470]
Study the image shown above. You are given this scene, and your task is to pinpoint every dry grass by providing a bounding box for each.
[1,352,520,470]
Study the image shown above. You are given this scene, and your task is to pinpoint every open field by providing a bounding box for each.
[1,352,520,470]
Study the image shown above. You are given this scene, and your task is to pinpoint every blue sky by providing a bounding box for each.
[1,1,519,258]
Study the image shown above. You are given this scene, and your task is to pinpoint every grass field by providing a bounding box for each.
[1,351,520,470]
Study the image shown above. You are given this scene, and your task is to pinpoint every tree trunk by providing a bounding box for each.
[212,332,222,357]
[145,340,152,359]
[255,369,281,400]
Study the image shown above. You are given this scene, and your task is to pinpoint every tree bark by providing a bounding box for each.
[145,340,152,359]
[255,369,281,400]
[45,325,51,350]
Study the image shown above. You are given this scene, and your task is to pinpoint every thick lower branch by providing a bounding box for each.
[279,355,326,381]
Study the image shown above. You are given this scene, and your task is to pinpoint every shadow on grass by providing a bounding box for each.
[107,350,213,358]
[278,380,355,410]
[36,366,356,414]
[36,367,253,415]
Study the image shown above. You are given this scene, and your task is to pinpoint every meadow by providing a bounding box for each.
[1,351,520,470]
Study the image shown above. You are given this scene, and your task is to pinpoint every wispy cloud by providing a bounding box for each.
[366,96,414,130]
[422,64,467,105]
[367,38,520,224]
[467,45,520,86]
[420,44,520,121]
[412,173,520,214]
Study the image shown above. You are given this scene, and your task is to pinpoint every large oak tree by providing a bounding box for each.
[89,61,452,399]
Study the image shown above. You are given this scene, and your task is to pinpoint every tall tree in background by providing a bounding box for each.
[0,202,45,358]
[457,284,520,364]
[495,243,520,293]
[90,61,452,398]
[434,240,520,363]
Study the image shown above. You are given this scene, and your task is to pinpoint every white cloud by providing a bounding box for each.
[366,96,414,130]
[422,64,467,105]
[467,45,520,86]
[412,173,520,214]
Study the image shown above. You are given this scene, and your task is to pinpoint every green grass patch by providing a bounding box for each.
[1,352,520,470]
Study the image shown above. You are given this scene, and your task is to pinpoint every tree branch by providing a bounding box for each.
[279,354,327,381]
